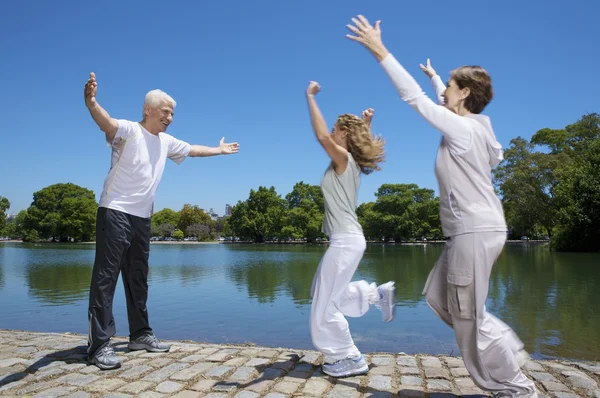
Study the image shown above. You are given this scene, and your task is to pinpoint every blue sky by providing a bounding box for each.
[2,0,598,216]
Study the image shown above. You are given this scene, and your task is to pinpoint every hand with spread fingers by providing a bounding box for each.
[218,137,240,155]
[346,15,389,61]
[419,59,437,78]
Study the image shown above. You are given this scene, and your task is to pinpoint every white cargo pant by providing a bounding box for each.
[310,233,380,363]
[423,232,536,396]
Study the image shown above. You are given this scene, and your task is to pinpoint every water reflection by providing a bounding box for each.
[26,262,92,305]
[0,241,598,361]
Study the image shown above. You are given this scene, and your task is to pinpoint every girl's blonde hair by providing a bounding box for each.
[336,114,385,174]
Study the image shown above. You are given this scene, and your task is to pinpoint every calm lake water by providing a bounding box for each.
[0,242,598,361]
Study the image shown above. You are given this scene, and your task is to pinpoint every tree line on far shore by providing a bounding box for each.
[1,113,598,252]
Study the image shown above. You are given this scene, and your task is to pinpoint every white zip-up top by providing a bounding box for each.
[380,54,507,237]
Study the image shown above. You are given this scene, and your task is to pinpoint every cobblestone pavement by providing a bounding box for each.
[0,330,598,397]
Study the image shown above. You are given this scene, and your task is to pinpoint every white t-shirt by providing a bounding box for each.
[98,120,191,218]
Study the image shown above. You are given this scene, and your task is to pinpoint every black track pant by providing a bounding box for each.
[87,207,152,356]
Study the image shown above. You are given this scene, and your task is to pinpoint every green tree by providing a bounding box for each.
[25,183,97,242]
[186,223,211,241]
[227,187,286,242]
[3,210,28,239]
[215,216,227,234]
[0,196,10,232]
[285,182,325,242]
[494,112,600,251]
[152,208,180,229]
[366,184,441,241]
[550,114,600,251]
[172,229,184,240]
[178,204,213,235]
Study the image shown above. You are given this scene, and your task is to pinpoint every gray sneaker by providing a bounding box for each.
[322,355,369,377]
[88,343,121,370]
[128,333,170,353]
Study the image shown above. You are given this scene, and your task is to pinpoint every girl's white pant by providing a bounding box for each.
[310,233,379,363]
[423,232,536,396]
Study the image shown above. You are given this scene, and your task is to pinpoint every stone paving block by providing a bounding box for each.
[337,376,363,389]
[0,380,27,392]
[370,365,394,375]
[399,366,420,375]
[231,366,259,381]
[370,356,394,366]
[181,354,207,362]
[32,386,77,397]
[401,376,423,386]
[17,380,56,395]
[138,392,165,398]
[553,394,580,398]
[263,367,286,380]
[524,361,544,371]
[424,366,450,379]
[189,361,217,372]
[225,357,249,366]
[420,356,442,368]
[245,379,275,393]
[64,392,93,398]
[245,357,272,367]
[542,362,574,372]
[264,394,288,398]
[198,347,220,355]
[148,357,173,368]
[214,380,241,392]
[30,366,68,381]
[396,356,418,367]
[87,378,127,392]
[120,365,153,379]
[156,380,185,394]
[562,370,598,390]
[55,372,101,386]
[397,387,426,397]
[257,350,280,358]
[364,391,393,398]
[234,392,261,398]
[205,365,234,378]
[271,359,296,371]
[327,387,360,398]
[206,351,237,362]
[274,380,302,394]
[540,380,571,392]
[118,381,154,394]
[170,366,209,381]
[450,367,470,377]
[61,363,88,372]
[426,379,452,391]
[171,391,204,398]
[529,371,558,382]
[191,379,218,391]
[279,351,301,361]
[143,362,190,382]
[303,379,330,396]
[0,357,29,367]
[301,352,323,365]
[203,393,230,398]
[369,375,393,391]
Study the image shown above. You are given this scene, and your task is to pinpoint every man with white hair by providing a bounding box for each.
[83,72,240,370]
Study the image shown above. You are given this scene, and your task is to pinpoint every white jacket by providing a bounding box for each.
[380,54,507,237]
